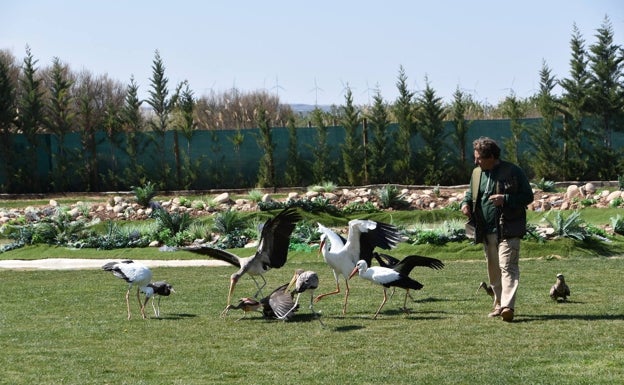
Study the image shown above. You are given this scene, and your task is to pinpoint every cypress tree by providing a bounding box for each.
[528,61,562,180]
[0,54,17,192]
[146,50,172,188]
[340,87,363,185]
[366,89,392,184]
[284,115,302,186]
[415,78,447,185]
[17,46,45,192]
[392,66,415,184]
[256,106,275,188]
[45,57,75,191]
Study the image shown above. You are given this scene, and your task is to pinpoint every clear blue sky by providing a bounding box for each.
[1,0,622,106]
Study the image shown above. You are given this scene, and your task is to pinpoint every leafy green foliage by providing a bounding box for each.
[611,214,624,235]
[610,197,623,208]
[132,180,157,207]
[247,189,264,203]
[79,221,150,249]
[152,208,193,246]
[532,177,556,192]
[211,209,246,235]
[342,201,379,214]
[542,210,588,241]
[376,184,409,209]
[258,197,340,215]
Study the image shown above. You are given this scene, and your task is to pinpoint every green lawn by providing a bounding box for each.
[1,252,623,385]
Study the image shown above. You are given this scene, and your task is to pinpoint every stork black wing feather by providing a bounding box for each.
[257,207,302,268]
[181,245,241,268]
[383,275,424,291]
[393,255,445,276]
[359,221,401,265]
[372,252,401,267]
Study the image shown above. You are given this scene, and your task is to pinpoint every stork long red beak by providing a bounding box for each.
[318,238,325,257]
[348,266,359,280]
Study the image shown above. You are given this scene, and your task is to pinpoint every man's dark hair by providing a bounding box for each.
[473,137,501,159]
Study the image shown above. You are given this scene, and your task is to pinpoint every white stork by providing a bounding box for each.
[182,207,302,315]
[102,260,154,320]
[348,255,444,319]
[314,219,403,315]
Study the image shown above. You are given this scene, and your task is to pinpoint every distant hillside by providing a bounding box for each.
[288,104,333,114]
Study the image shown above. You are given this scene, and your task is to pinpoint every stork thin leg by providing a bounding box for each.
[251,275,266,299]
[125,289,132,320]
[373,288,388,319]
[137,288,147,319]
[309,292,325,327]
[313,281,340,303]
[342,280,351,316]
[402,289,411,313]
[390,286,416,303]
[151,297,159,317]
[279,293,301,320]
[143,296,154,318]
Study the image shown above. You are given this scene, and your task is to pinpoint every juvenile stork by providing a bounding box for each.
[284,269,320,318]
[146,281,175,318]
[315,219,403,315]
[183,207,302,314]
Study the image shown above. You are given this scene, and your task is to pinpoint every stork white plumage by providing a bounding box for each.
[314,219,402,315]
[348,255,444,319]
[182,207,302,315]
[102,260,154,320]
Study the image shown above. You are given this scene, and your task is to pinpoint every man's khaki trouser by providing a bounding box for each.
[484,234,520,310]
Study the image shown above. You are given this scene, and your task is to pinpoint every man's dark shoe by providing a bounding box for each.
[501,307,514,322]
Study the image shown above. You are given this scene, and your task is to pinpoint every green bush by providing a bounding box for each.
[611,214,624,235]
[376,184,409,209]
[542,210,588,241]
[132,181,157,207]
[532,178,556,192]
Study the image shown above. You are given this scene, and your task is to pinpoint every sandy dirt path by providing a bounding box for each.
[0,258,230,270]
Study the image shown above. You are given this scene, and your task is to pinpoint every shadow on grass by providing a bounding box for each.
[516,313,624,322]
[155,313,198,320]
[333,325,365,332]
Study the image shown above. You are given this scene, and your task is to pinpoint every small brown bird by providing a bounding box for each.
[477,281,495,298]
[550,273,570,301]
[221,297,262,320]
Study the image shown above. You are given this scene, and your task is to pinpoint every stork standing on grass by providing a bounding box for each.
[182,207,302,315]
[314,219,402,315]
[348,255,444,319]
[102,260,154,320]
[147,281,175,318]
